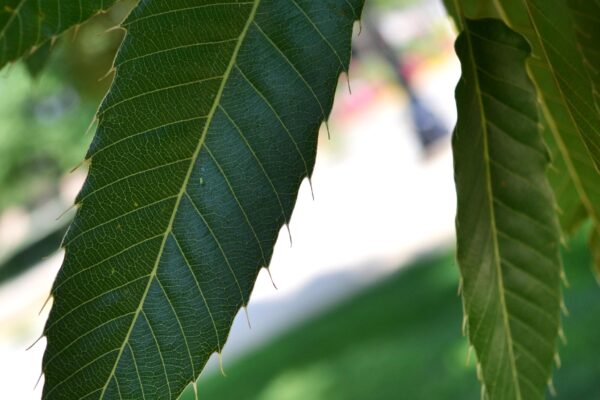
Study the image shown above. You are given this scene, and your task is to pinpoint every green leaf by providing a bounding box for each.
[542,116,587,234]
[449,0,600,247]
[453,18,562,400]
[515,0,600,171]
[41,0,363,399]
[442,0,501,26]
[495,0,600,277]
[568,0,600,114]
[568,0,600,271]
[0,0,117,69]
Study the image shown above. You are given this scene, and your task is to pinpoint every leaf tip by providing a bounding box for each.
[217,353,227,377]
[308,177,315,201]
[559,327,568,345]
[560,300,569,317]
[265,267,278,290]
[68,158,87,174]
[39,292,53,315]
[98,66,116,82]
[476,362,483,381]
[56,203,76,221]
[344,70,352,95]
[191,380,199,400]
[560,269,570,288]
[285,223,293,247]
[84,115,99,137]
[324,119,331,140]
[243,306,252,330]
[465,345,473,366]
[547,378,557,397]
[26,333,44,351]
[34,371,43,391]
[104,25,126,35]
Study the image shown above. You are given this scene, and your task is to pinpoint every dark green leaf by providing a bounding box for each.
[453,18,562,400]
[41,0,363,399]
[450,0,600,251]
[567,0,600,270]
[519,0,600,171]
[495,0,600,277]
[0,0,117,69]
[568,0,600,114]
[541,113,587,235]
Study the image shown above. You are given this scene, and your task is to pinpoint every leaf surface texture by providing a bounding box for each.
[453,18,562,400]
[568,0,600,114]
[495,0,600,273]
[516,0,600,171]
[41,0,363,398]
[0,0,117,68]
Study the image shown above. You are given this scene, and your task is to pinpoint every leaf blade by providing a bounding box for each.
[496,0,600,276]
[522,0,600,171]
[96,3,265,398]
[453,18,562,400]
[41,1,363,399]
[568,0,600,114]
[0,0,117,69]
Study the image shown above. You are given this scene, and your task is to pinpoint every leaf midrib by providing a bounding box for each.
[519,0,600,170]
[458,9,523,399]
[97,1,262,397]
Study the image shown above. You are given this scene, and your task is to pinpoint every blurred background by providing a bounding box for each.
[1,0,599,399]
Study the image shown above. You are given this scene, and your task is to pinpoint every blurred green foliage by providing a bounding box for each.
[185,230,599,400]
[375,0,422,9]
[0,4,128,212]
[187,254,479,400]
[0,61,93,210]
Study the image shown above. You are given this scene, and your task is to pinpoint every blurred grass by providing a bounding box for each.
[0,63,95,210]
[0,4,128,213]
[185,231,600,399]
